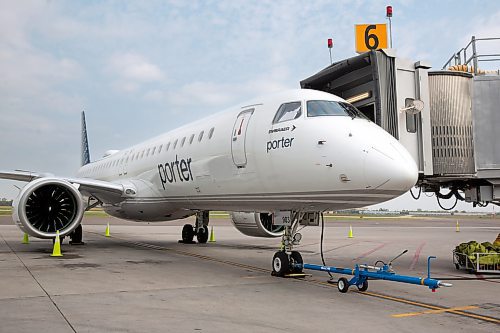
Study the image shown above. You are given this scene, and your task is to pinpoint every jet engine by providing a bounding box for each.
[12,178,85,239]
[230,212,284,237]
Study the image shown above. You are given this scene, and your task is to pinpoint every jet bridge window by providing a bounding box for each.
[272,102,302,124]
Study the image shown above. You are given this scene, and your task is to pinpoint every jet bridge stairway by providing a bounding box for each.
[301,37,500,209]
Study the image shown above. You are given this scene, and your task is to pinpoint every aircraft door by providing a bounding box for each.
[231,108,254,167]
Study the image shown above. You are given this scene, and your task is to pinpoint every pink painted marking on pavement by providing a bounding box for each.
[409,242,426,270]
[475,273,500,284]
[353,243,386,261]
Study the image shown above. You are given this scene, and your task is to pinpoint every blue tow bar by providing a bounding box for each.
[298,256,452,293]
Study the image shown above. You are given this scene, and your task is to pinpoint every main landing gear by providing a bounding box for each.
[180,211,209,244]
[51,224,84,245]
[271,212,305,277]
[69,224,84,245]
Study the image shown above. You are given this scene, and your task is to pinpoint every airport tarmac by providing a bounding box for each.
[0,215,499,332]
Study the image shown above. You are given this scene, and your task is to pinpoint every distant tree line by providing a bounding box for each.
[0,198,13,206]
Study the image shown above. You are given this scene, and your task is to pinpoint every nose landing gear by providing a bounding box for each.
[271,212,305,277]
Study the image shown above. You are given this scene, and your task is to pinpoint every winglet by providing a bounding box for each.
[81,111,91,166]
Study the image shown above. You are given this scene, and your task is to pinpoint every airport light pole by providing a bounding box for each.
[386,5,393,48]
[328,38,333,65]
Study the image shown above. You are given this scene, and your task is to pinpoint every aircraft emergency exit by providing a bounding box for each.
[0,89,418,276]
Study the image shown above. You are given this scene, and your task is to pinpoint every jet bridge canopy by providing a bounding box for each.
[301,45,500,208]
[301,50,399,139]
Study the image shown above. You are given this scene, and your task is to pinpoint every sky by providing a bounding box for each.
[1,0,499,212]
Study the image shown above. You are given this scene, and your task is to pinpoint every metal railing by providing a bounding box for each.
[442,36,500,74]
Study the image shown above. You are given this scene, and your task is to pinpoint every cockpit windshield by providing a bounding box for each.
[306,100,369,120]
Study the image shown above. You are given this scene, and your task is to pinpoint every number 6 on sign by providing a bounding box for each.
[355,24,388,53]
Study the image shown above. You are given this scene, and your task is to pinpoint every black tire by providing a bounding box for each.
[357,280,368,292]
[197,225,209,244]
[272,251,290,277]
[181,224,194,243]
[71,225,83,243]
[290,251,303,273]
[337,277,350,293]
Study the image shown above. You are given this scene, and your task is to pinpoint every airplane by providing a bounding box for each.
[0,89,418,277]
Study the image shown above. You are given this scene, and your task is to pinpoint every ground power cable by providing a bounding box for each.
[320,212,334,280]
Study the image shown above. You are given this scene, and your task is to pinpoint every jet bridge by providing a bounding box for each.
[300,37,500,208]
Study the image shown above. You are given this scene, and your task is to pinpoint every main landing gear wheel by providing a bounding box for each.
[70,224,84,245]
[197,225,209,244]
[272,251,290,277]
[357,280,368,292]
[181,224,195,243]
[337,277,350,293]
[290,251,303,273]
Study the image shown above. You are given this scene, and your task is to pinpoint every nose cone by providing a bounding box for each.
[363,142,418,193]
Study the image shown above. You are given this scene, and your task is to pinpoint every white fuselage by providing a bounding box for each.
[76,89,418,221]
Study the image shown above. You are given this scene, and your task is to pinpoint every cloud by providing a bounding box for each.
[109,52,165,82]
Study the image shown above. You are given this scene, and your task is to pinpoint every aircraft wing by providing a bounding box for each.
[0,170,128,204]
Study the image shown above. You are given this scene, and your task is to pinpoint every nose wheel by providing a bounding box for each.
[272,251,304,276]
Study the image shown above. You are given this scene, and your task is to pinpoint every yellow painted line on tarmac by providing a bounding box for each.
[392,305,478,318]
[361,291,500,324]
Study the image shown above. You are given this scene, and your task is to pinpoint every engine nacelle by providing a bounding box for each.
[230,212,284,238]
[12,178,85,239]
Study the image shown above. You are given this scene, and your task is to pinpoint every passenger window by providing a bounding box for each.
[146,148,150,156]
[158,145,163,154]
[166,142,171,151]
[189,134,194,144]
[174,139,178,149]
[272,102,302,124]
[181,137,186,147]
[152,147,156,155]
[198,131,204,142]
[208,127,214,139]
